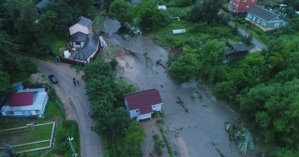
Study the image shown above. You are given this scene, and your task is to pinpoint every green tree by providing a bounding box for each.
[44,0,79,39]
[198,39,227,82]
[190,0,225,23]
[138,0,171,32]
[119,121,146,157]
[108,0,135,24]
[169,53,199,84]
[238,79,299,148]
[4,0,40,51]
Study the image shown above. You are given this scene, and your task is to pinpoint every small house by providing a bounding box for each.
[228,0,257,13]
[245,5,290,31]
[226,44,249,57]
[0,88,49,117]
[124,89,163,121]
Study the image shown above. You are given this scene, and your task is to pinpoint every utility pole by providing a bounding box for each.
[67,137,78,157]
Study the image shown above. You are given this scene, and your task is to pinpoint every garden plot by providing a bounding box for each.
[0,122,55,153]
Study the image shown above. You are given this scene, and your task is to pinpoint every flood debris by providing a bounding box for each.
[225,122,255,154]
[176,97,189,113]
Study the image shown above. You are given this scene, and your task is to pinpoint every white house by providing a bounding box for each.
[0,88,49,117]
[124,89,163,121]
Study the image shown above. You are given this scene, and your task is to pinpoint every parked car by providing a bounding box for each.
[48,74,58,84]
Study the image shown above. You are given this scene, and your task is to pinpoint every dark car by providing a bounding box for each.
[48,74,58,84]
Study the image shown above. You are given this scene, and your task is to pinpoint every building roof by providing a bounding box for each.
[35,0,48,11]
[232,44,249,52]
[225,48,234,56]
[74,33,99,60]
[69,32,88,42]
[1,88,48,112]
[247,5,278,22]
[9,92,35,106]
[124,89,162,115]
[77,16,92,28]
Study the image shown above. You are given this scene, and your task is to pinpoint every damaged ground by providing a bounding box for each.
[103,18,256,157]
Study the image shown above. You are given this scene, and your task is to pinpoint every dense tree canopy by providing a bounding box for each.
[169,53,199,84]
[198,39,227,82]
[138,0,171,32]
[109,0,135,24]
[190,0,225,23]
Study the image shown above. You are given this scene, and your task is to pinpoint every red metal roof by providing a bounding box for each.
[9,92,34,106]
[124,89,162,114]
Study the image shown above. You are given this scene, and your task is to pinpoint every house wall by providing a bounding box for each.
[229,0,257,12]
[69,24,89,35]
[140,113,152,120]
[129,109,140,119]
[152,103,162,112]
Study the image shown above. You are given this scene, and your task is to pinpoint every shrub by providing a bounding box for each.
[109,59,118,71]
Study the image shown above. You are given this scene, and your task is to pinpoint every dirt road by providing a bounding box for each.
[30,58,103,157]
[104,18,253,157]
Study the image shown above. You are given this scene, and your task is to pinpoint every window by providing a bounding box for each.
[152,105,156,109]
[244,0,247,2]
[252,0,254,2]
[246,4,249,8]
[136,109,139,113]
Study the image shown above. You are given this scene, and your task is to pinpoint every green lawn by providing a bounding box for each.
[149,20,244,48]
[0,124,53,145]
[45,34,67,56]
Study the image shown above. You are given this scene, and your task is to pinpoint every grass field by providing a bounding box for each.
[0,124,53,145]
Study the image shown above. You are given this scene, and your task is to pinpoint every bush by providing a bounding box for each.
[109,59,118,71]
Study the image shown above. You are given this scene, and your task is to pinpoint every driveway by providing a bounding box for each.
[29,58,103,157]
[228,21,267,52]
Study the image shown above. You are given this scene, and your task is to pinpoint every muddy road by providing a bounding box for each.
[104,18,252,157]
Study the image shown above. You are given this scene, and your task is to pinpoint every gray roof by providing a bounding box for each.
[247,5,278,22]
[74,33,99,60]
[35,0,48,11]
[232,44,249,52]
[225,48,234,56]
[69,32,88,42]
[77,16,92,28]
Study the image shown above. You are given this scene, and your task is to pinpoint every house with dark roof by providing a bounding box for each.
[228,0,257,13]
[35,0,48,14]
[225,44,249,57]
[68,16,100,63]
[245,5,290,31]
[124,89,163,121]
[0,88,49,117]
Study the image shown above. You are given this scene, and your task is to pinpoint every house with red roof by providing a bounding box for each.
[124,89,163,121]
[0,88,49,117]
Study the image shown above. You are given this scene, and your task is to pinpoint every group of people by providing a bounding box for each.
[73,78,79,86]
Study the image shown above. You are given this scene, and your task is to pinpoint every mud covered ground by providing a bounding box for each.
[103,18,255,157]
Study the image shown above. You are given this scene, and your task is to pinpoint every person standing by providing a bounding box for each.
[77,80,79,85]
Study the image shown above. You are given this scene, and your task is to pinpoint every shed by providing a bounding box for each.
[172,29,186,35]
[124,89,163,121]
[226,44,249,57]
[158,5,167,10]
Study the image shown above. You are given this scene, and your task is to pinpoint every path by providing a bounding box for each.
[29,58,103,157]
[228,21,267,53]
